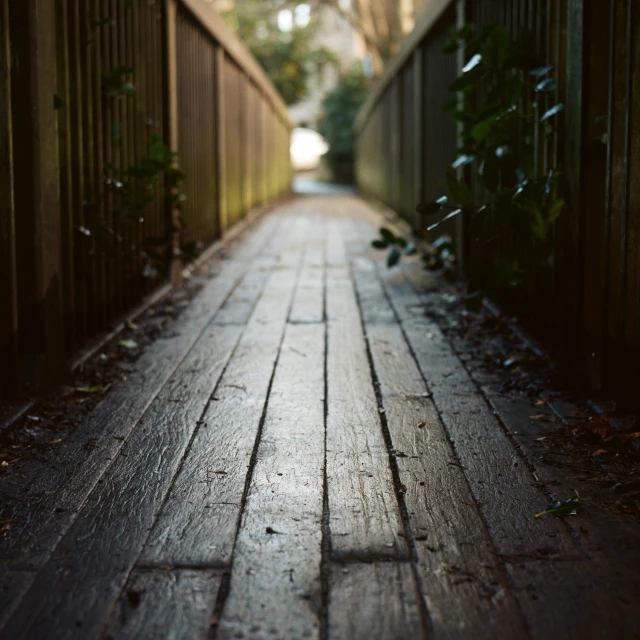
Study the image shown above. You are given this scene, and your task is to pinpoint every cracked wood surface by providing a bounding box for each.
[1,196,639,639]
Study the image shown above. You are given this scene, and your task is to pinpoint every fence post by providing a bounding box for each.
[215,47,228,235]
[0,0,18,400]
[165,0,182,287]
[9,0,65,394]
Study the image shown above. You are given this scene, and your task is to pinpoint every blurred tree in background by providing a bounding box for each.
[221,0,338,105]
[318,67,371,182]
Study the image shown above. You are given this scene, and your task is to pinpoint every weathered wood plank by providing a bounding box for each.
[365,323,528,639]
[212,216,299,326]
[219,323,325,639]
[476,390,640,637]
[328,563,424,640]
[0,214,282,575]
[289,215,325,324]
[325,220,348,268]
[347,245,528,638]
[326,264,407,561]
[2,323,243,638]
[380,266,577,557]
[141,267,302,567]
[377,263,634,639]
[0,570,33,630]
[104,569,222,640]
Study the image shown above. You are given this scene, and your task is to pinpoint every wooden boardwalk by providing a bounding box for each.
[1,196,639,639]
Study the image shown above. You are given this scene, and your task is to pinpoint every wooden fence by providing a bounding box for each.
[356,0,640,400]
[0,0,292,401]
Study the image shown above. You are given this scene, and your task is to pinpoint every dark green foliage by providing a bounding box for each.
[250,30,337,106]
[223,1,337,106]
[375,24,564,291]
[318,68,371,183]
[371,227,417,268]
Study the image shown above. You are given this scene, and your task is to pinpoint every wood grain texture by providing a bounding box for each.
[289,216,325,324]
[0,570,33,630]
[2,323,242,638]
[104,569,221,640]
[476,389,640,638]
[219,324,325,640]
[378,264,630,639]
[365,323,527,639]
[0,215,281,571]
[326,264,407,561]
[380,266,577,558]
[346,234,528,638]
[141,267,302,567]
[328,563,424,640]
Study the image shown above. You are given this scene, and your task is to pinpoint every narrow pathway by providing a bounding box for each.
[1,196,639,639]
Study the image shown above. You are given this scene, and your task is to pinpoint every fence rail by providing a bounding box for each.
[0,0,292,401]
[356,0,640,400]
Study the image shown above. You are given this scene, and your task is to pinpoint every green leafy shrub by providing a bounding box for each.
[318,68,371,183]
[374,24,564,292]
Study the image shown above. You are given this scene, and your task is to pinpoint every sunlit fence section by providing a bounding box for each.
[0,0,291,400]
[356,0,640,399]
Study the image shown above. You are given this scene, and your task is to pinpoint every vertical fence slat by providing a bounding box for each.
[1,0,290,400]
[0,0,18,400]
[9,0,65,393]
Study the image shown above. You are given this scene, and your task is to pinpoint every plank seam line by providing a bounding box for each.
[347,255,431,640]
[99,325,244,634]
[0,259,261,634]
[213,243,306,622]
[85,227,291,635]
[102,253,292,622]
[132,563,230,572]
[319,249,330,640]
[375,261,534,638]
[402,273,589,559]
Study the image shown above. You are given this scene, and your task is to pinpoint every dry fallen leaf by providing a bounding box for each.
[591,449,607,457]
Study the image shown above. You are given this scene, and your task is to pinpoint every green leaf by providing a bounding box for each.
[452,154,475,168]
[530,65,553,78]
[372,239,388,249]
[540,103,564,122]
[448,64,484,92]
[445,166,474,208]
[404,242,417,256]
[53,94,65,110]
[536,78,556,92]
[427,208,462,232]
[534,496,585,519]
[462,54,482,73]
[76,384,104,393]
[380,227,395,243]
[387,247,401,268]
[471,119,493,143]
[547,198,564,223]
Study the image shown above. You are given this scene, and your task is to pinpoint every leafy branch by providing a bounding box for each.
[374,24,565,291]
